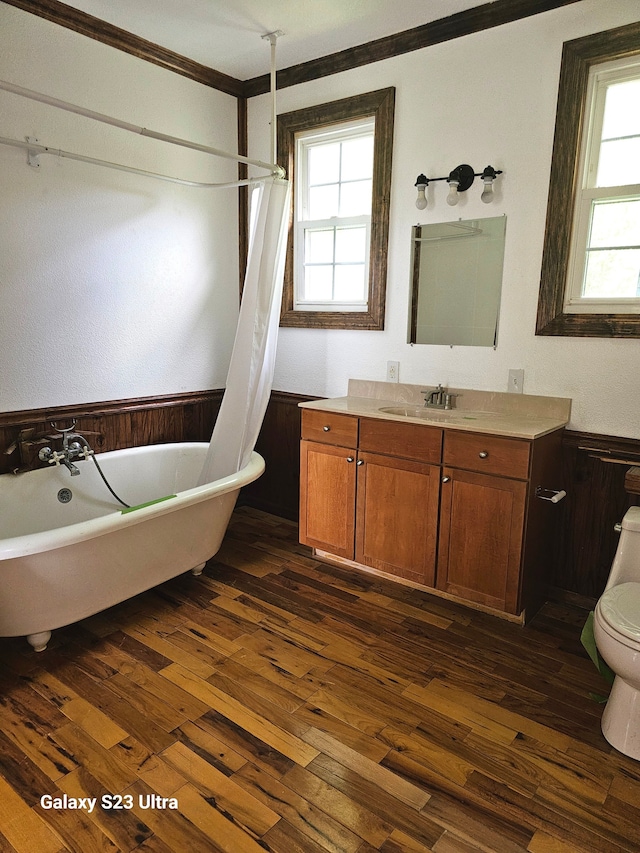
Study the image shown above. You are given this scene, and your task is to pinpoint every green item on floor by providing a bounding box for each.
[580,610,615,702]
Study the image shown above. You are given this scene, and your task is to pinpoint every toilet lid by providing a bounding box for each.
[598,582,640,642]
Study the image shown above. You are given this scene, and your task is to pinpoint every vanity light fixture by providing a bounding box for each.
[414,164,503,208]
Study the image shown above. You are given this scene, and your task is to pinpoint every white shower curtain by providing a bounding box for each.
[197,176,291,485]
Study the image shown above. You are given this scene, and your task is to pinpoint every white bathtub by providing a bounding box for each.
[0,442,264,651]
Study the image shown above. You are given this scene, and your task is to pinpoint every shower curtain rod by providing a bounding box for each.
[0,135,266,189]
[0,78,285,186]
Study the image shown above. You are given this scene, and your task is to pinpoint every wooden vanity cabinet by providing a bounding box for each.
[299,411,442,583]
[300,408,563,620]
[438,429,562,616]
[355,419,441,585]
[299,411,358,558]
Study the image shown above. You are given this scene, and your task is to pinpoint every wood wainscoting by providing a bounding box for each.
[552,430,640,605]
[0,390,224,476]
[3,388,640,606]
[241,390,318,521]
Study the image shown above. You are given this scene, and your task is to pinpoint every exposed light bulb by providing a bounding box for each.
[446,179,459,206]
[480,166,498,203]
[414,174,428,210]
[481,176,494,203]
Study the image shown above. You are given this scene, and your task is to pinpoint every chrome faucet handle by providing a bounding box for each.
[443,392,459,410]
[42,449,65,466]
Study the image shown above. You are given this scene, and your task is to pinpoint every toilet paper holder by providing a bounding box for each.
[535,487,566,503]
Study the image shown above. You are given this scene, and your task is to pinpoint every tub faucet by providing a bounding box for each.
[38,420,94,476]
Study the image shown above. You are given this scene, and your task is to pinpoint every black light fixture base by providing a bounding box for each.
[451,164,475,192]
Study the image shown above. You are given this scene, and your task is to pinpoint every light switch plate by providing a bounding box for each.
[508,369,524,394]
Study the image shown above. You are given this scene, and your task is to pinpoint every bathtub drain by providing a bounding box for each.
[57,488,72,503]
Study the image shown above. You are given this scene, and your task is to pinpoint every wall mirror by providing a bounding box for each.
[409,215,506,346]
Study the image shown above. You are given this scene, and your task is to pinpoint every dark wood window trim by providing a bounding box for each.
[536,21,640,338]
[277,88,395,330]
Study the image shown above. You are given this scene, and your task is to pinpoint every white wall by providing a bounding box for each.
[0,5,240,412]
[248,0,640,438]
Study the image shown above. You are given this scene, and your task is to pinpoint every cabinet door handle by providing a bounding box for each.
[442,476,451,483]
[478,451,489,458]
[356,459,364,466]
[323,425,331,432]
[346,456,354,463]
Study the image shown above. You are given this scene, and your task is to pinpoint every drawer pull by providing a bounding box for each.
[356,459,364,466]
[442,476,451,483]
[478,451,489,458]
[323,425,331,432]
[346,456,354,463]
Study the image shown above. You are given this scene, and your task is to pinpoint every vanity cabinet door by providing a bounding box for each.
[299,440,357,559]
[437,467,527,614]
[355,451,440,586]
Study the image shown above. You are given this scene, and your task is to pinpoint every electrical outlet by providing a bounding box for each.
[387,361,399,383]
[508,369,524,394]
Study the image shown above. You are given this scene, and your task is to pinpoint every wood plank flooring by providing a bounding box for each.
[0,506,638,853]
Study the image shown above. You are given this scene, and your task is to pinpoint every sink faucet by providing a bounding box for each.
[421,384,458,410]
[37,420,95,476]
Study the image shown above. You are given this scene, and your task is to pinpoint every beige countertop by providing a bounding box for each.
[299,380,571,440]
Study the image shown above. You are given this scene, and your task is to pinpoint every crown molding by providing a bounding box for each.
[2,0,245,96]
[3,0,585,98]
[243,0,584,96]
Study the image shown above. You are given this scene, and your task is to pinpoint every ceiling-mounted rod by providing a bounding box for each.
[0,135,268,189]
[261,31,283,166]
[0,78,285,179]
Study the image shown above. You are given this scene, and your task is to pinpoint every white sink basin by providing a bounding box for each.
[378,406,496,421]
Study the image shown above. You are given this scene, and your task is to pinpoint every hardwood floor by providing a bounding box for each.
[0,507,638,853]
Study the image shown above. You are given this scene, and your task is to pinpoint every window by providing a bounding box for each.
[565,59,640,313]
[295,120,373,312]
[277,88,395,329]
[536,21,640,337]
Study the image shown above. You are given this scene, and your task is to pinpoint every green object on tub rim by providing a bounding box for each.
[121,494,177,514]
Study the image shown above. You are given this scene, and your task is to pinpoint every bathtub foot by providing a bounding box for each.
[191,562,206,577]
[27,631,51,652]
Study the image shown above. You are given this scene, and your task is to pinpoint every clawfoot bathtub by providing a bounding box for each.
[0,442,263,650]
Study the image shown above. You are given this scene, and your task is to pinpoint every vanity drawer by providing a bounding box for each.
[359,418,442,464]
[443,431,530,479]
[301,409,358,447]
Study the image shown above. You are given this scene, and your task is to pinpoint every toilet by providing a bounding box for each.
[593,506,640,760]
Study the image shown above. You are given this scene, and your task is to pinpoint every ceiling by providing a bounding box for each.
[59,0,486,80]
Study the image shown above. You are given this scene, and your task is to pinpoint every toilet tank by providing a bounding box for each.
[606,506,640,590]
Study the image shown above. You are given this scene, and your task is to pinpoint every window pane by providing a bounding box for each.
[589,198,640,248]
[305,228,335,263]
[340,136,374,181]
[308,184,339,219]
[601,78,640,140]
[597,77,640,187]
[583,249,640,298]
[339,180,372,216]
[335,226,366,263]
[597,138,640,186]
[308,142,340,185]
[334,265,366,302]
[302,266,333,301]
